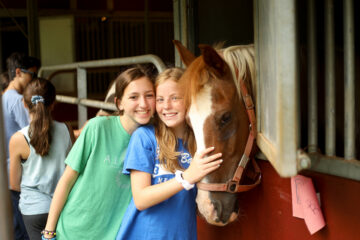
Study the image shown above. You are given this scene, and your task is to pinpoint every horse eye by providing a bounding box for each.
[220,112,232,126]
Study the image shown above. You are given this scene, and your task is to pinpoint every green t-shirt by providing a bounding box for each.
[56,116,132,240]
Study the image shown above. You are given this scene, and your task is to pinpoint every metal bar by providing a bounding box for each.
[173,0,181,67]
[173,0,188,67]
[186,0,196,54]
[26,0,40,58]
[307,0,318,153]
[180,0,187,48]
[343,0,356,159]
[38,55,167,76]
[0,95,14,240]
[0,23,3,73]
[77,68,87,127]
[107,20,114,59]
[325,0,336,156]
[309,152,360,181]
[56,95,117,111]
[144,0,149,53]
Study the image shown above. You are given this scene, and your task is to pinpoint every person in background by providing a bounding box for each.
[3,52,40,240]
[116,68,223,240]
[27,56,41,74]
[1,56,39,94]
[9,78,74,240]
[3,53,40,163]
[43,67,156,240]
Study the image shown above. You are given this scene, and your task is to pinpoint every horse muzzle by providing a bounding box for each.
[196,189,239,226]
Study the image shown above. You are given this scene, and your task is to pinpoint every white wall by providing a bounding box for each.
[39,16,75,93]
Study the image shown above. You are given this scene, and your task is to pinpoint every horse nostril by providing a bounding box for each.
[211,199,223,221]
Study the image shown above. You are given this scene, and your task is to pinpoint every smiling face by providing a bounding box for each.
[156,79,186,138]
[118,76,156,133]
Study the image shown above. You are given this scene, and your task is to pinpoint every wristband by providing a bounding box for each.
[42,236,56,240]
[41,229,56,240]
[175,170,195,190]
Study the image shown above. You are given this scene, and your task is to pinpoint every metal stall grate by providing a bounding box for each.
[255,0,360,181]
[300,0,360,179]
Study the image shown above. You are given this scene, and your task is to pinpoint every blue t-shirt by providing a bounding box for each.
[2,89,29,167]
[116,125,197,240]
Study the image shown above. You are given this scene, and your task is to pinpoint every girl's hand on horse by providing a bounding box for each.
[182,147,222,184]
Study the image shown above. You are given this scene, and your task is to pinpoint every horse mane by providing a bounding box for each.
[220,44,256,104]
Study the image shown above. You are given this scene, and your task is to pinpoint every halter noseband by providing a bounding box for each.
[196,78,261,193]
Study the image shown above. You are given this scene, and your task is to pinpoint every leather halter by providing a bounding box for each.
[196,78,261,193]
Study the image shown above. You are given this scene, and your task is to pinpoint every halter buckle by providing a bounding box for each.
[226,180,238,193]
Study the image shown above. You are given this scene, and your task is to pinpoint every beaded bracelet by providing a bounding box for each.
[41,229,56,236]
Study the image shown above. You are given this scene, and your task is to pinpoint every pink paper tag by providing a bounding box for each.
[291,175,326,234]
[291,175,306,218]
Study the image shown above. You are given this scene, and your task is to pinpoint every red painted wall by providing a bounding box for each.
[198,160,360,240]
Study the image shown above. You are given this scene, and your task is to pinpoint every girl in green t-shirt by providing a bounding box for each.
[42,67,156,240]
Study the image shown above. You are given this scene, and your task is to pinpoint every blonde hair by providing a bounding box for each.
[154,68,196,172]
[221,44,256,103]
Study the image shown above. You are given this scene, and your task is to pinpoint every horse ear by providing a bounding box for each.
[199,44,227,77]
[173,40,196,67]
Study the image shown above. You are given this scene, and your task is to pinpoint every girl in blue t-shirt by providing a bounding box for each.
[116,68,223,240]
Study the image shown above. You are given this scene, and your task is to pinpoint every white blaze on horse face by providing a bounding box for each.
[189,84,213,185]
[188,85,213,153]
[190,84,236,225]
[189,85,215,221]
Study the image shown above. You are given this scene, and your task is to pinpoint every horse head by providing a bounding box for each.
[174,40,259,226]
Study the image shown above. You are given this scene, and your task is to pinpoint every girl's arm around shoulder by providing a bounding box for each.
[44,165,79,238]
[9,131,29,191]
[131,170,184,211]
[130,147,223,211]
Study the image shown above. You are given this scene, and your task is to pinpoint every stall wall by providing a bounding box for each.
[198,160,360,240]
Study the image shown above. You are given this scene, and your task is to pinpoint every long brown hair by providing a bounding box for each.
[23,78,56,156]
[154,68,196,172]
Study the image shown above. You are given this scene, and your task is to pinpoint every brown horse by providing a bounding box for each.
[174,40,261,226]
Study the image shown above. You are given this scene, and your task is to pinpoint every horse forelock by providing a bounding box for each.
[221,44,256,104]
